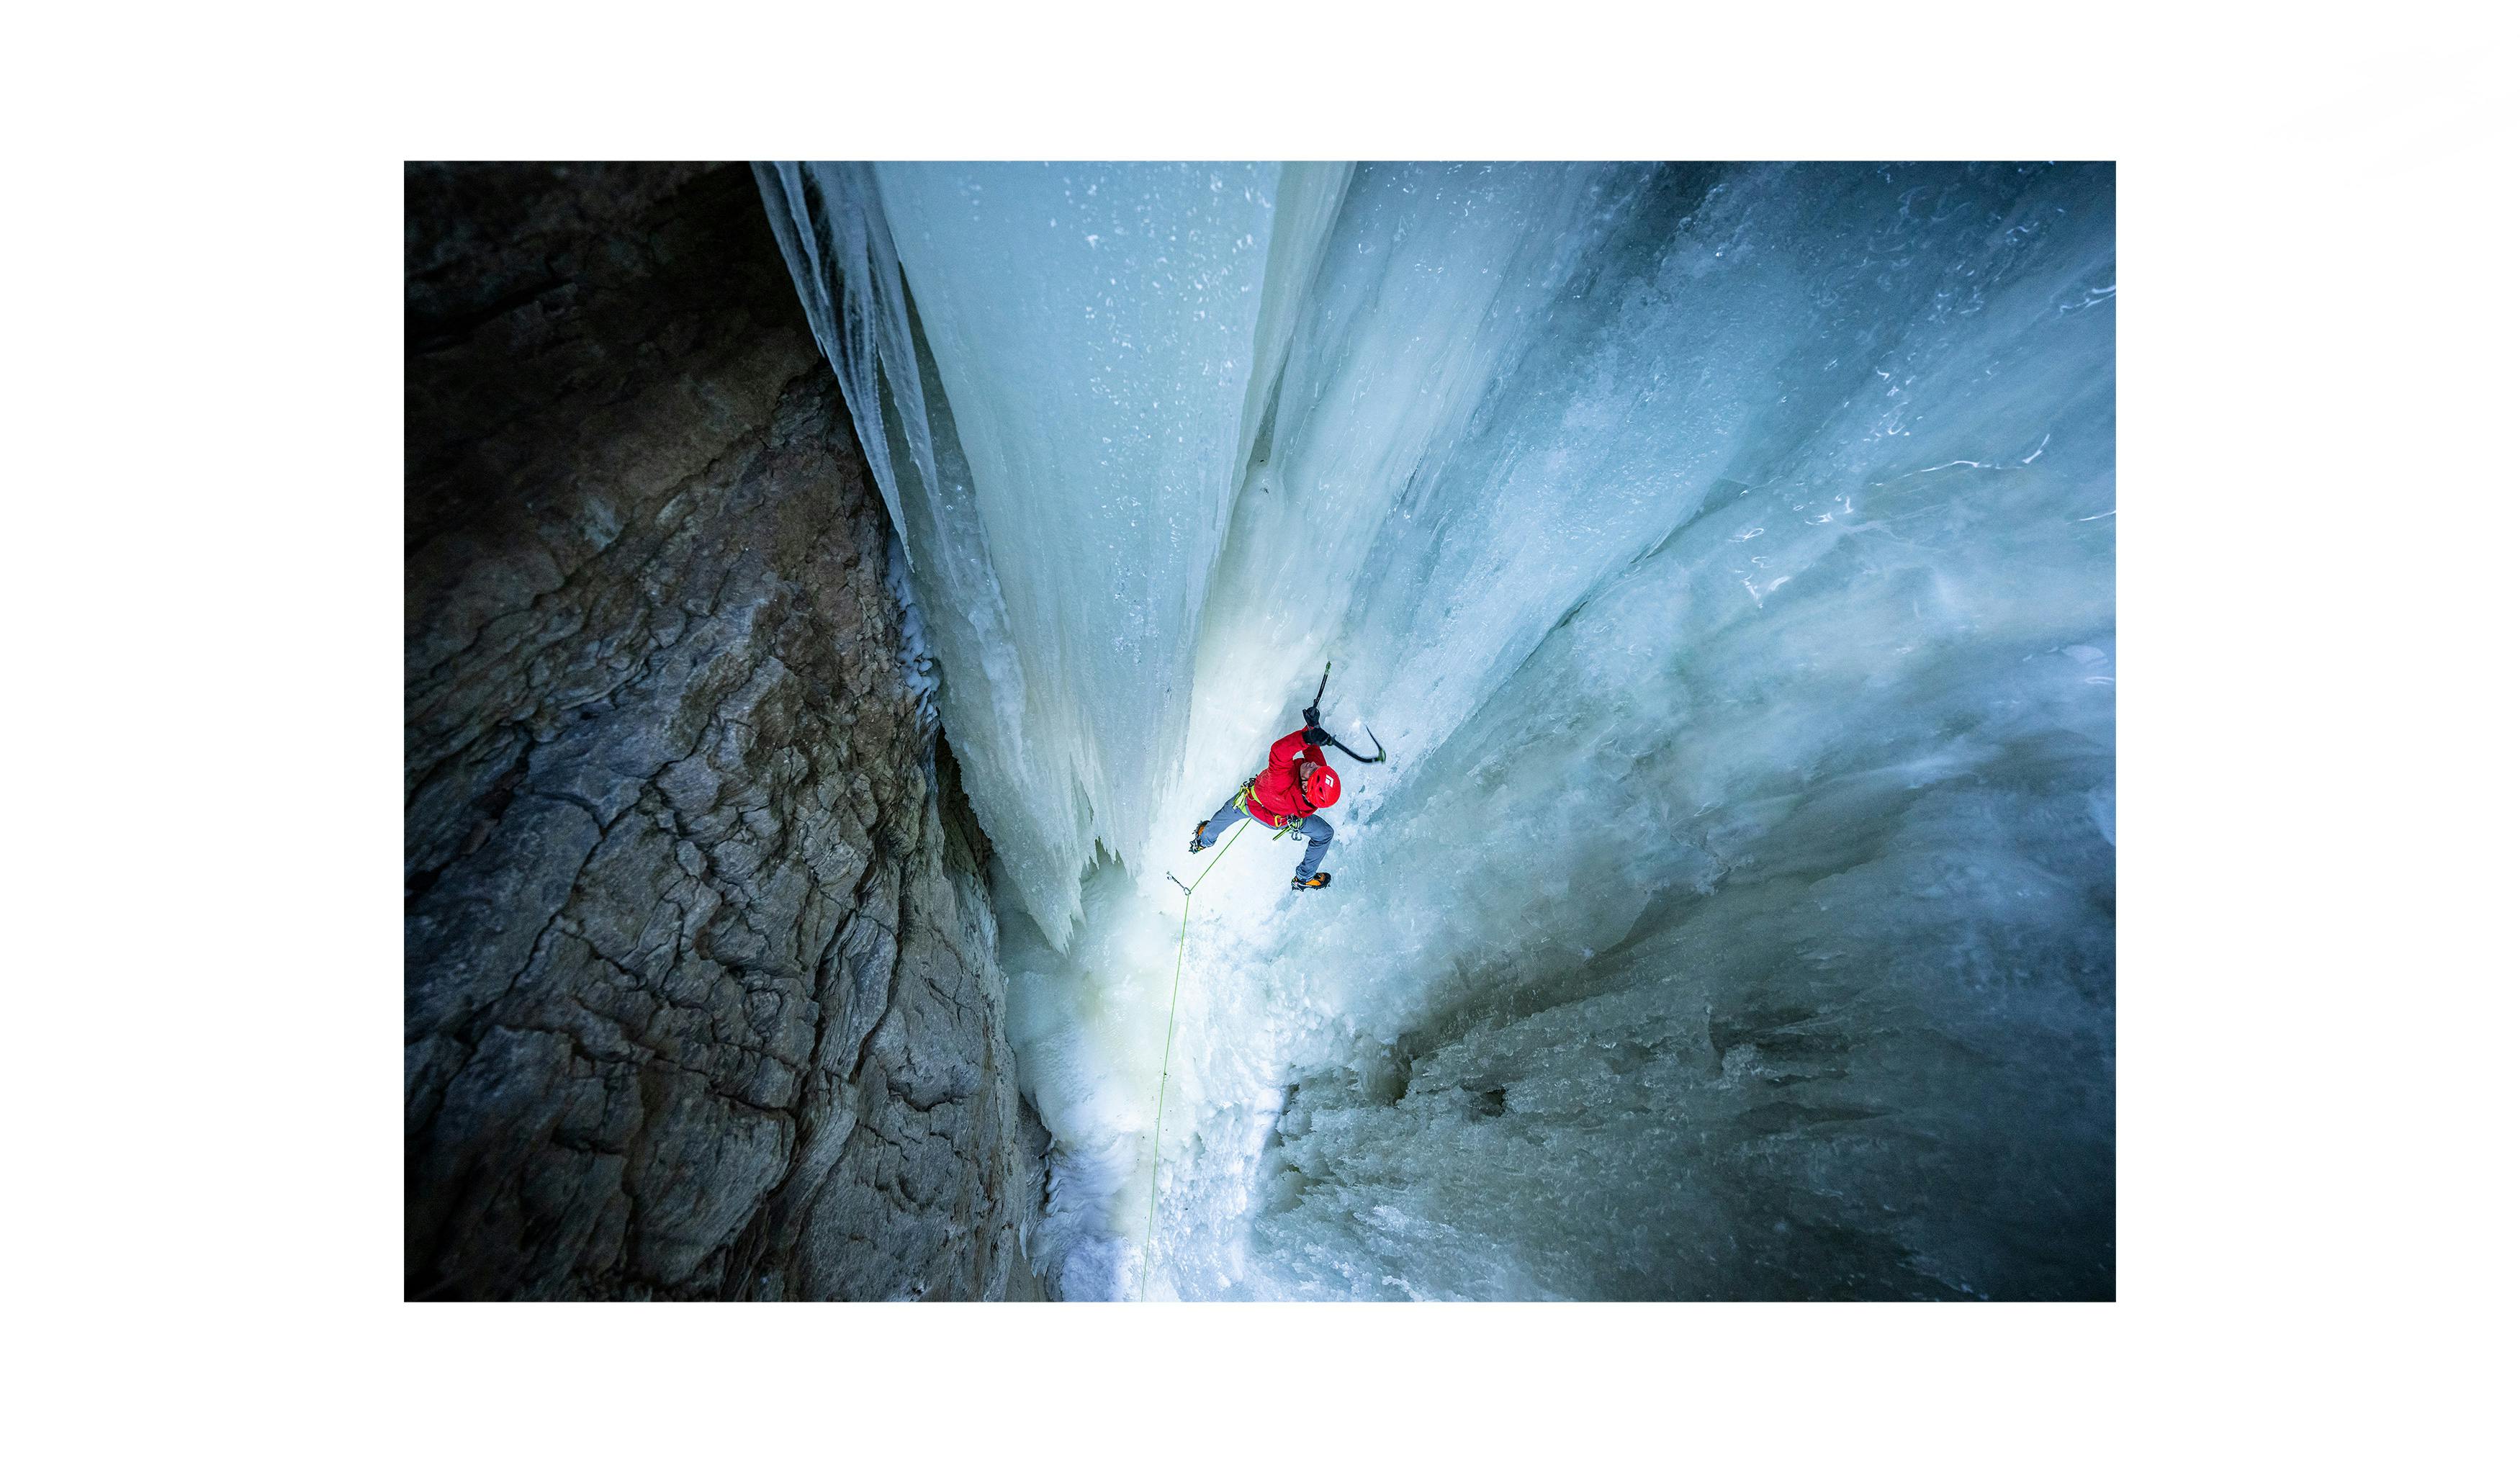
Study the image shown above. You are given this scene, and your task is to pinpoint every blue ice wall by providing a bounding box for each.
[763,162,2114,1299]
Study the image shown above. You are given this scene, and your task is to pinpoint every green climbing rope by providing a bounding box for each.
[1138,817,1248,1301]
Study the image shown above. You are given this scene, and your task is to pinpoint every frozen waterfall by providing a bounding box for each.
[759,161,2115,1300]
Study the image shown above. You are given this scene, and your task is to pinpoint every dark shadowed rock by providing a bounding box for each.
[405,162,1041,1300]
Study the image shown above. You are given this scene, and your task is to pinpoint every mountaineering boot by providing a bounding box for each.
[1189,821,1209,854]
[1292,871,1332,891]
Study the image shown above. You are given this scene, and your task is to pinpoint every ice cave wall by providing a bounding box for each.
[763,162,2115,1300]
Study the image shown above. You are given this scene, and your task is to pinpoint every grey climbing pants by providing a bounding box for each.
[1197,796,1333,880]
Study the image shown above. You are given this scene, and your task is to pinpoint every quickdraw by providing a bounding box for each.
[1140,816,1248,1301]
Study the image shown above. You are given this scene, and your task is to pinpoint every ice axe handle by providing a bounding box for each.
[1323,724,1387,765]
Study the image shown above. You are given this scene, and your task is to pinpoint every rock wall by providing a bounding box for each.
[405,163,1045,1300]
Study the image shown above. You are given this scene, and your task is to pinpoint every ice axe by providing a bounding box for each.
[1305,660,1387,765]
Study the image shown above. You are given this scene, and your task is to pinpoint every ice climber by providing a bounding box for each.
[1189,706,1343,890]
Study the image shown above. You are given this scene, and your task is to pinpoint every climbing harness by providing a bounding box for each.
[1139,816,1248,1301]
[1231,777,1303,838]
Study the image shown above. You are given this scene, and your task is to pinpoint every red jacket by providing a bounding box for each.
[1244,729,1328,827]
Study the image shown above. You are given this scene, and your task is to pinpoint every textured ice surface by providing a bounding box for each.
[762,162,2115,1299]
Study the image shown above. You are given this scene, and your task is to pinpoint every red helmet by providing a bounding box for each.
[1305,762,1341,809]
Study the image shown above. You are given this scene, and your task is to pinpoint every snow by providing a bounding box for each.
[761,161,2116,1300]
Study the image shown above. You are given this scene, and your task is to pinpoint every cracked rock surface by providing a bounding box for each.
[405,162,1045,1300]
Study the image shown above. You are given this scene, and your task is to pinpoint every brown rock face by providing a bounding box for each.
[405,163,1043,1300]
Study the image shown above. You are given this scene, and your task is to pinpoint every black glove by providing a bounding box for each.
[1302,726,1328,746]
[1302,706,1321,728]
